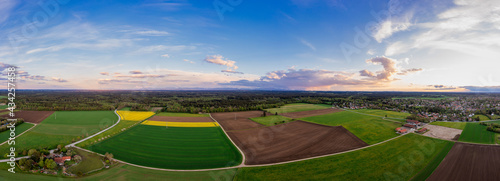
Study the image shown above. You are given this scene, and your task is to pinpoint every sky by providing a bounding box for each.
[0,0,499,91]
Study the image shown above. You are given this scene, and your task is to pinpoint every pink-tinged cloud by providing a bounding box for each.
[100,72,109,75]
[129,70,143,74]
[204,55,239,72]
[360,56,422,81]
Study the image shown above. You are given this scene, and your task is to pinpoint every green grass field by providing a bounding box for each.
[67,148,104,174]
[249,115,293,126]
[410,142,455,181]
[0,111,117,153]
[0,163,238,181]
[474,114,490,121]
[87,125,242,169]
[234,134,452,180]
[302,111,400,144]
[459,121,500,144]
[0,123,34,143]
[265,103,331,114]
[0,105,8,109]
[76,120,138,148]
[155,112,209,117]
[119,107,131,111]
[349,109,410,120]
[430,121,467,130]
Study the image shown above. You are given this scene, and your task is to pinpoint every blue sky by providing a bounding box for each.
[1,0,499,91]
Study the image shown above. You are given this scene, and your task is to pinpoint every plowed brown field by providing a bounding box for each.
[1,111,54,123]
[211,111,272,131]
[428,143,500,181]
[227,120,368,165]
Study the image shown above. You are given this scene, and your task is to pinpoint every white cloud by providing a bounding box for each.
[0,0,17,24]
[133,30,169,36]
[161,54,170,58]
[373,12,413,43]
[298,38,316,51]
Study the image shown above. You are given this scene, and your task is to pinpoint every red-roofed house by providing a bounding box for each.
[407,120,421,126]
[395,127,402,132]
[404,123,417,129]
[54,156,71,165]
[398,129,407,134]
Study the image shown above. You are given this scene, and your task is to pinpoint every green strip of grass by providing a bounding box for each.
[265,103,330,114]
[249,115,293,126]
[155,112,209,117]
[67,148,104,174]
[234,134,452,180]
[410,141,455,181]
[430,121,467,130]
[459,122,497,144]
[349,109,410,120]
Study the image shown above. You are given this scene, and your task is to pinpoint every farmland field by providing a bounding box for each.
[116,111,155,121]
[349,109,410,120]
[227,121,368,165]
[410,142,455,181]
[141,120,219,127]
[234,134,452,180]
[458,121,500,144]
[1,111,54,123]
[428,143,500,181]
[87,125,242,169]
[76,120,140,148]
[0,163,237,181]
[155,112,209,117]
[249,115,293,126]
[430,121,467,130]
[265,103,331,114]
[0,111,117,152]
[0,123,34,143]
[301,111,400,144]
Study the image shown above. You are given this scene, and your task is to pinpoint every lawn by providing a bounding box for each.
[87,125,242,169]
[249,115,293,126]
[0,111,117,153]
[0,122,34,143]
[459,121,500,144]
[430,121,467,130]
[301,111,401,144]
[0,163,238,181]
[265,103,331,114]
[234,134,452,180]
[155,112,209,117]
[67,148,104,174]
[410,142,455,181]
[349,109,410,120]
[474,114,490,121]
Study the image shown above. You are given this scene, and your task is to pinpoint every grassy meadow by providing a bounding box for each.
[265,103,331,114]
[249,115,293,126]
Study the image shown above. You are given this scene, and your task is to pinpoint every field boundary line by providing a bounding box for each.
[209,113,247,166]
[0,122,37,146]
[67,109,121,147]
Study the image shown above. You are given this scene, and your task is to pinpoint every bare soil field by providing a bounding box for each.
[1,111,54,123]
[211,111,272,131]
[280,108,343,119]
[148,116,214,122]
[227,120,368,165]
[428,143,500,181]
[423,124,462,141]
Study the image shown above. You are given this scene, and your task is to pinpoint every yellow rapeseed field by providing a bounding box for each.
[117,111,155,121]
[141,120,219,127]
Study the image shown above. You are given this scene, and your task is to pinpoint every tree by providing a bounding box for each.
[57,144,63,151]
[61,147,67,153]
[46,159,57,170]
[19,158,27,167]
[24,159,34,170]
[73,155,82,163]
[38,159,45,168]
[28,149,40,162]
[66,150,73,156]
[275,112,278,115]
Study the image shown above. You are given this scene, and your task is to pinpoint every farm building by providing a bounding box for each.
[396,128,407,134]
[406,120,422,126]
[54,156,71,165]
[403,124,417,129]
[417,128,428,133]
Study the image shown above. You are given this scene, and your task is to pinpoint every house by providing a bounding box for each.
[404,123,417,129]
[417,128,428,133]
[406,119,421,126]
[398,129,408,134]
[54,156,71,165]
[395,127,402,132]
